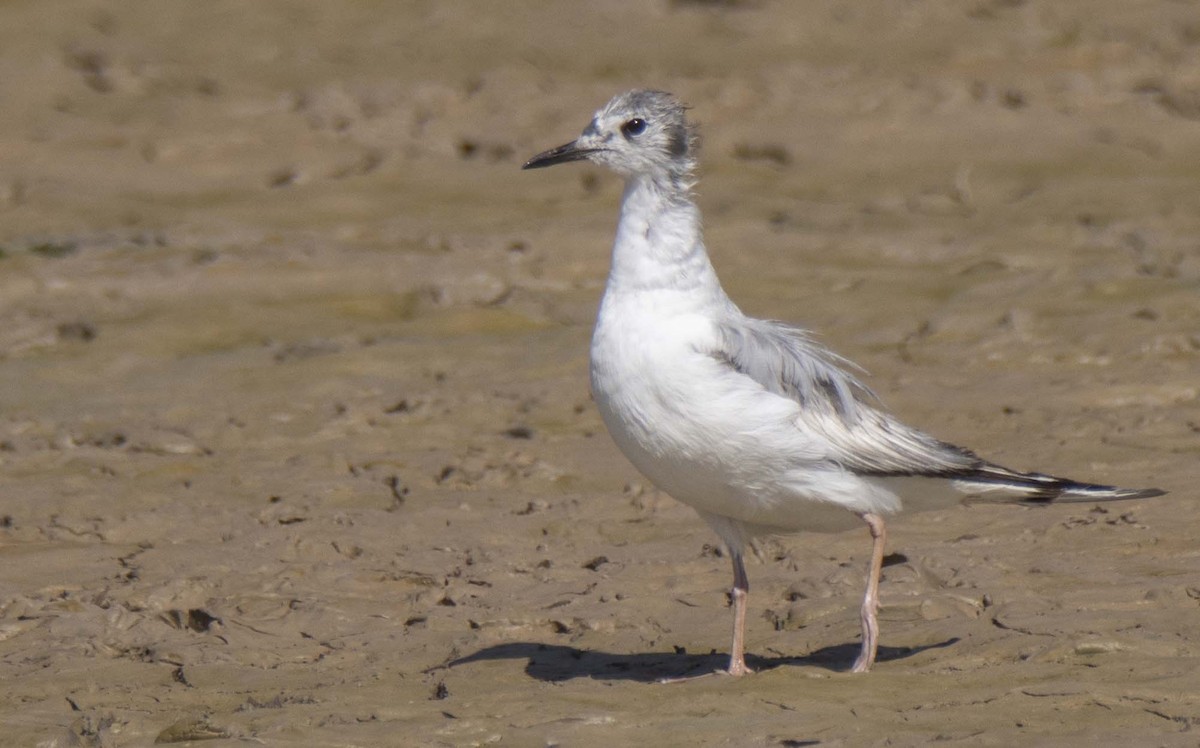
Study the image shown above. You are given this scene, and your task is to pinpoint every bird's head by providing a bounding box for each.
[523,90,696,186]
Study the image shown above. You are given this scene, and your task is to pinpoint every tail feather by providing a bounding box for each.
[953,463,1165,505]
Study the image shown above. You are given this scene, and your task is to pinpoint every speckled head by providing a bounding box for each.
[523,90,697,184]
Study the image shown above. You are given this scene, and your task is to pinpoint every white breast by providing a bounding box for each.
[590,292,899,534]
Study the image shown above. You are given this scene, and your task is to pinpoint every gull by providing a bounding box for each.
[522,90,1164,676]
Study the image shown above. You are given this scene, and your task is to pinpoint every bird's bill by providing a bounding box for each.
[522,140,599,170]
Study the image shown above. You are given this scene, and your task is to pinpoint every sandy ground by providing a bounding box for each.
[1,1,1198,746]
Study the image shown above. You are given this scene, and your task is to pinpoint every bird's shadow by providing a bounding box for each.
[443,638,958,683]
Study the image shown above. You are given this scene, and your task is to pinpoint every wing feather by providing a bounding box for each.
[709,317,1163,502]
[711,317,978,476]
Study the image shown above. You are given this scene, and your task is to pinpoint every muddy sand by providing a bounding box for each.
[1,2,1198,746]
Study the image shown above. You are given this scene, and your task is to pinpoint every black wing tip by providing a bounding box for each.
[1060,486,1167,502]
[954,469,1168,505]
[1041,484,1167,504]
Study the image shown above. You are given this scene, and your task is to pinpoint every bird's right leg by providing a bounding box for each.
[851,512,887,673]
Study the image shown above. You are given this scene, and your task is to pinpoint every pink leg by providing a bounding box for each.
[851,512,886,674]
[659,550,754,682]
[726,551,753,676]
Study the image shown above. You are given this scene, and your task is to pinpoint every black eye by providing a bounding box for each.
[621,118,647,138]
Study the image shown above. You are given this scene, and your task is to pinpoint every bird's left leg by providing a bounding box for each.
[726,550,753,676]
[659,547,754,682]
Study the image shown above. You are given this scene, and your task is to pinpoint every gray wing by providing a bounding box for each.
[710,317,1164,502]
[711,317,981,477]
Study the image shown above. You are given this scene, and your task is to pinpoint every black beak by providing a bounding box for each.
[522,140,600,170]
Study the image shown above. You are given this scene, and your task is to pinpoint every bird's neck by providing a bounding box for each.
[605,175,727,305]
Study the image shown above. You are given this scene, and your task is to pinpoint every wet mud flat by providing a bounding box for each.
[0,2,1198,746]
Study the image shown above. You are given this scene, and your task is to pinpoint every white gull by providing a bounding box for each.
[523,89,1164,676]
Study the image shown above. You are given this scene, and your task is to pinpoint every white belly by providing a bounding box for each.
[589,303,898,535]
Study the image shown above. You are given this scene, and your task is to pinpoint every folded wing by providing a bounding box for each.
[711,317,1164,503]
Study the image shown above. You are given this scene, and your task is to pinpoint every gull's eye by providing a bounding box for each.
[621,118,647,138]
